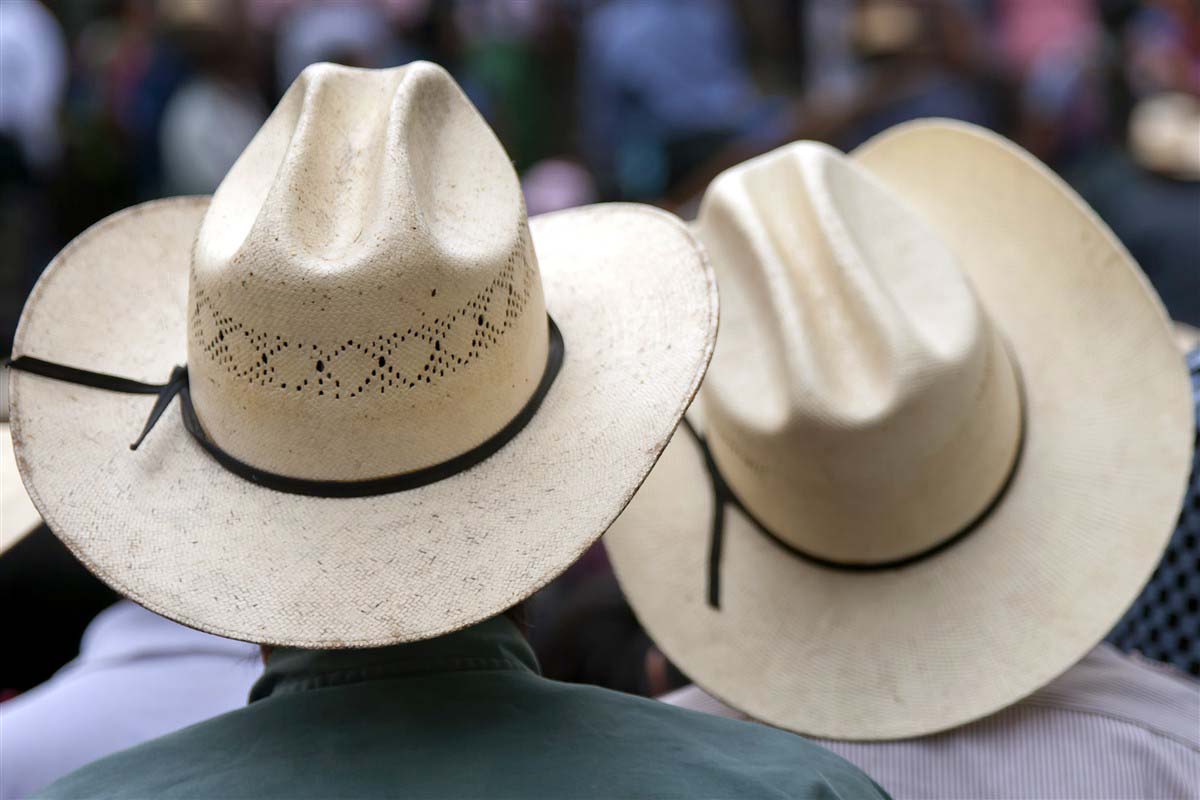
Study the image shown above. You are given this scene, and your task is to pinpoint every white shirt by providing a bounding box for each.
[159,78,266,196]
[0,0,67,171]
[0,601,261,799]
[662,644,1200,800]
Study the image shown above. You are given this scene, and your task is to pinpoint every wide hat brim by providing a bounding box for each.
[605,120,1195,740]
[10,198,717,647]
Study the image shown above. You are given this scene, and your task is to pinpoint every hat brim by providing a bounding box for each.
[2,423,42,554]
[605,120,1194,740]
[10,198,717,647]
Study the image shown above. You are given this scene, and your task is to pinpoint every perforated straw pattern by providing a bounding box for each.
[9,196,718,647]
[192,225,536,399]
[1107,348,1200,676]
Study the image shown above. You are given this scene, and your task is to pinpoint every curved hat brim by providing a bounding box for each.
[605,120,1194,740]
[10,198,717,647]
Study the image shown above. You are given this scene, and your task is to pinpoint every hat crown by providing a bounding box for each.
[187,62,548,481]
[697,141,1022,563]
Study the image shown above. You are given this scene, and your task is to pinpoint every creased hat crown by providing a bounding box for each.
[697,141,1022,563]
[188,62,547,481]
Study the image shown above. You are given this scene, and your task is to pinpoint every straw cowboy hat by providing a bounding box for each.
[605,119,1194,740]
[6,62,717,647]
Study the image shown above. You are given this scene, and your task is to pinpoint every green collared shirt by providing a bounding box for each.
[37,616,890,799]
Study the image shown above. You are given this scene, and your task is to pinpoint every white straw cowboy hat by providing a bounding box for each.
[7,62,717,647]
[605,119,1194,740]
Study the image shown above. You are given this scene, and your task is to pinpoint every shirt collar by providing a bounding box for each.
[250,615,539,703]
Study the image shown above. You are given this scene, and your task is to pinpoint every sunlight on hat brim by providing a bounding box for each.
[605,120,1194,740]
[10,197,717,647]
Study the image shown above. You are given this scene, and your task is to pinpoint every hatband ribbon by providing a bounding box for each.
[689,386,1025,609]
[5,316,564,498]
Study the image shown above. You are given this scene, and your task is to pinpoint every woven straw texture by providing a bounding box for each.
[605,120,1193,740]
[10,64,717,648]
[1107,348,1200,677]
[694,139,1023,565]
[189,63,550,480]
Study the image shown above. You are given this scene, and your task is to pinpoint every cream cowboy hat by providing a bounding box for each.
[7,62,717,647]
[605,119,1194,740]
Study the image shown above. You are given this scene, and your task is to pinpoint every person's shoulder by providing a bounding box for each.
[534,678,891,798]
[1041,644,1200,748]
[557,678,830,750]
[32,705,246,799]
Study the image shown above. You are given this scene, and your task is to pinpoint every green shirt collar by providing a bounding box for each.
[250,615,539,702]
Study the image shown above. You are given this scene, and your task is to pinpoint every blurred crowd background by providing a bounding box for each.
[1,0,1198,697]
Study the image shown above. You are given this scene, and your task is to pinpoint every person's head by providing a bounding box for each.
[531,572,685,696]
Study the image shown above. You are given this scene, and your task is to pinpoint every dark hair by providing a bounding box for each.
[0,525,120,691]
[528,572,687,696]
